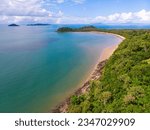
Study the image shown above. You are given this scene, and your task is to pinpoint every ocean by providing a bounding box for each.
[0,25,122,112]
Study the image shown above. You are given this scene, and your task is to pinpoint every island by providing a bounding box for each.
[8,24,19,27]
[52,26,150,113]
[27,23,51,26]
[57,25,99,32]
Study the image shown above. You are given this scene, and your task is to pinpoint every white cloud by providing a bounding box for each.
[55,15,91,24]
[0,0,64,24]
[0,15,51,24]
[0,0,51,17]
[71,0,85,4]
[56,9,150,24]
[135,9,150,21]
[56,0,64,4]
[93,9,150,24]
[57,10,64,17]
[0,0,150,25]
[94,16,106,22]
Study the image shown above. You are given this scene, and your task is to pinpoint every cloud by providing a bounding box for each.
[54,9,150,24]
[71,0,85,4]
[56,0,64,4]
[57,10,64,17]
[0,0,64,24]
[0,1,150,24]
[0,15,56,24]
[93,9,150,23]
[0,0,51,17]
[135,9,150,21]
[55,15,91,24]
[0,0,86,24]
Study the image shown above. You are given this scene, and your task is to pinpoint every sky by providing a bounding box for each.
[0,0,150,24]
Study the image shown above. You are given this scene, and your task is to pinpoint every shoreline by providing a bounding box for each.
[90,31,125,40]
[51,31,125,113]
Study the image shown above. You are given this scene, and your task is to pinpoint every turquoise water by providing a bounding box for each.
[0,25,122,112]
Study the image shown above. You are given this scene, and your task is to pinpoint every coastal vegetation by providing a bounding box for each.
[57,26,99,32]
[57,26,150,113]
[57,27,74,32]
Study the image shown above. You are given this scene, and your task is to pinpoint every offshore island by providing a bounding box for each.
[8,24,19,26]
[52,26,150,113]
[27,23,51,26]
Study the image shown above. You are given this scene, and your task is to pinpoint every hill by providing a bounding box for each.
[57,26,99,32]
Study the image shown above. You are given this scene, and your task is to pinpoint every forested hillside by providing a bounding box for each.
[68,29,150,112]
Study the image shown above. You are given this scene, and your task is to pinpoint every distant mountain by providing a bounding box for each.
[27,23,51,26]
[92,23,107,26]
[8,24,19,27]
[93,22,150,26]
[117,22,150,26]
[91,22,150,29]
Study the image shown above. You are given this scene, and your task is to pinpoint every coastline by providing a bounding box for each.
[91,31,125,40]
[51,31,125,113]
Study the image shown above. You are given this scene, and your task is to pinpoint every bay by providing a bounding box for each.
[0,25,122,112]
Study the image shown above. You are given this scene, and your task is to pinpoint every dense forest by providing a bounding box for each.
[58,26,150,112]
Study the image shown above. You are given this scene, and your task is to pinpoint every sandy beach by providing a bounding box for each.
[91,31,126,40]
[51,32,125,113]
